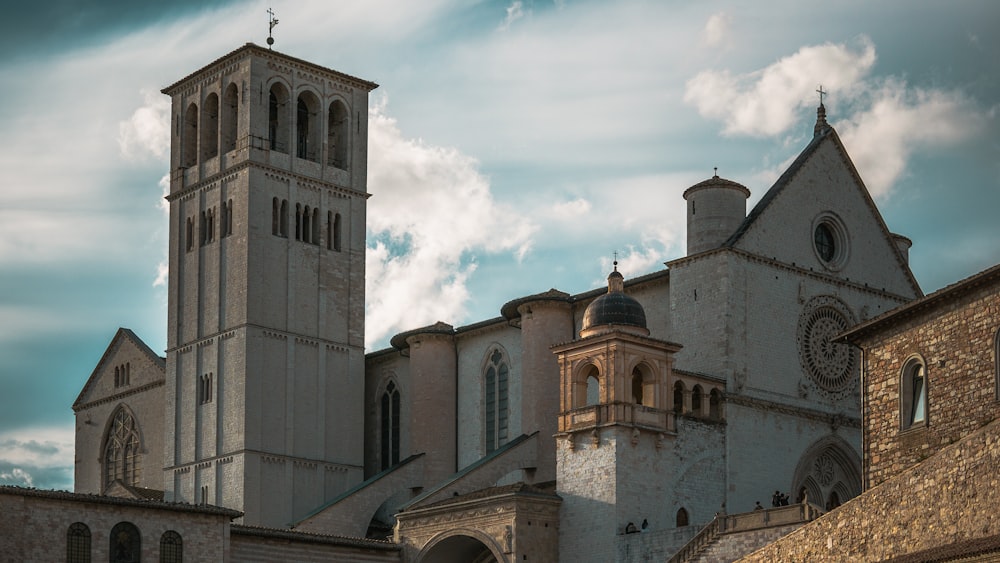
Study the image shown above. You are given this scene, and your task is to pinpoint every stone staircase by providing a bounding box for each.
[668,503,823,563]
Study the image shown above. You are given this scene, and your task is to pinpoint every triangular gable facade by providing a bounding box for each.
[725,127,922,299]
[72,328,165,411]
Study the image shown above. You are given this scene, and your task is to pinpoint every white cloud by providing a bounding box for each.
[118,89,171,161]
[365,100,537,347]
[499,1,526,31]
[685,37,877,137]
[838,80,983,198]
[0,427,74,469]
[551,198,592,220]
[703,12,732,48]
[0,467,34,487]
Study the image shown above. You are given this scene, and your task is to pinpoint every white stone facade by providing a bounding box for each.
[73,45,924,562]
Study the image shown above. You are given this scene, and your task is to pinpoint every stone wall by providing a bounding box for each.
[738,418,1000,562]
[0,486,236,563]
[74,330,165,496]
[858,277,1000,488]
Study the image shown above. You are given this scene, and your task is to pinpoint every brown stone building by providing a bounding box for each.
[738,263,1000,562]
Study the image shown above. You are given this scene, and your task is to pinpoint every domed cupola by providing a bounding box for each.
[580,264,648,338]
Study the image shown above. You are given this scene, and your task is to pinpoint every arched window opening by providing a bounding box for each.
[223,199,233,237]
[199,373,213,405]
[272,198,279,236]
[104,407,141,488]
[221,83,239,153]
[186,217,194,252]
[67,522,91,563]
[631,369,643,405]
[709,388,722,420]
[182,103,198,168]
[159,531,182,563]
[311,207,320,245]
[691,385,703,416]
[268,84,289,153]
[279,200,288,237]
[380,381,400,470]
[109,522,140,563]
[901,359,927,429]
[676,508,689,527]
[485,349,510,453]
[586,374,600,406]
[296,92,321,162]
[327,100,349,169]
[673,381,685,413]
[294,204,303,241]
[201,93,219,160]
[334,213,342,251]
[302,206,311,243]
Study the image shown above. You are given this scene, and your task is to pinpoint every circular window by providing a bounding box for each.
[811,214,849,270]
[814,224,835,262]
[797,296,858,394]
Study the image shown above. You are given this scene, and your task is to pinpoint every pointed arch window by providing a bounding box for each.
[104,407,141,488]
[109,522,141,563]
[380,381,400,470]
[159,531,182,563]
[67,522,91,563]
[485,349,509,453]
[676,508,689,527]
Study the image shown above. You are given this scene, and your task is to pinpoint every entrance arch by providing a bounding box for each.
[416,529,506,563]
[791,435,862,510]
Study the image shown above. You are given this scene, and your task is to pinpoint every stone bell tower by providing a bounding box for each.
[553,266,682,562]
[160,43,377,527]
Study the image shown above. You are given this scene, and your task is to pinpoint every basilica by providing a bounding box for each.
[4,42,996,562]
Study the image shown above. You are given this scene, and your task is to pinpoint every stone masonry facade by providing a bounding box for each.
[853,266,1000,488]
[739,417,1000,562]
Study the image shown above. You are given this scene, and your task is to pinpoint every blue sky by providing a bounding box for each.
[1,0,997,491]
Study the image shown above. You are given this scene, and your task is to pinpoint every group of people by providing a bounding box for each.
[753,490,792,511]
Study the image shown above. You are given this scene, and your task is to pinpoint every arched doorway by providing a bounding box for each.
[791,436,862,511]
[418,532,505,563]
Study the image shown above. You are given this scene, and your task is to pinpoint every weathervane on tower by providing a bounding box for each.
[267,8,279,49]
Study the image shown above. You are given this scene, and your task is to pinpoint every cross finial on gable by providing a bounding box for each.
[814,86,830,138]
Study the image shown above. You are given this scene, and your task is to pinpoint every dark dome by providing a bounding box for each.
[581,269,647,332]
[582,292,647,330]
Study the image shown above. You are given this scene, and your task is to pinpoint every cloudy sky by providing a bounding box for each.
[1,0,997,491]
